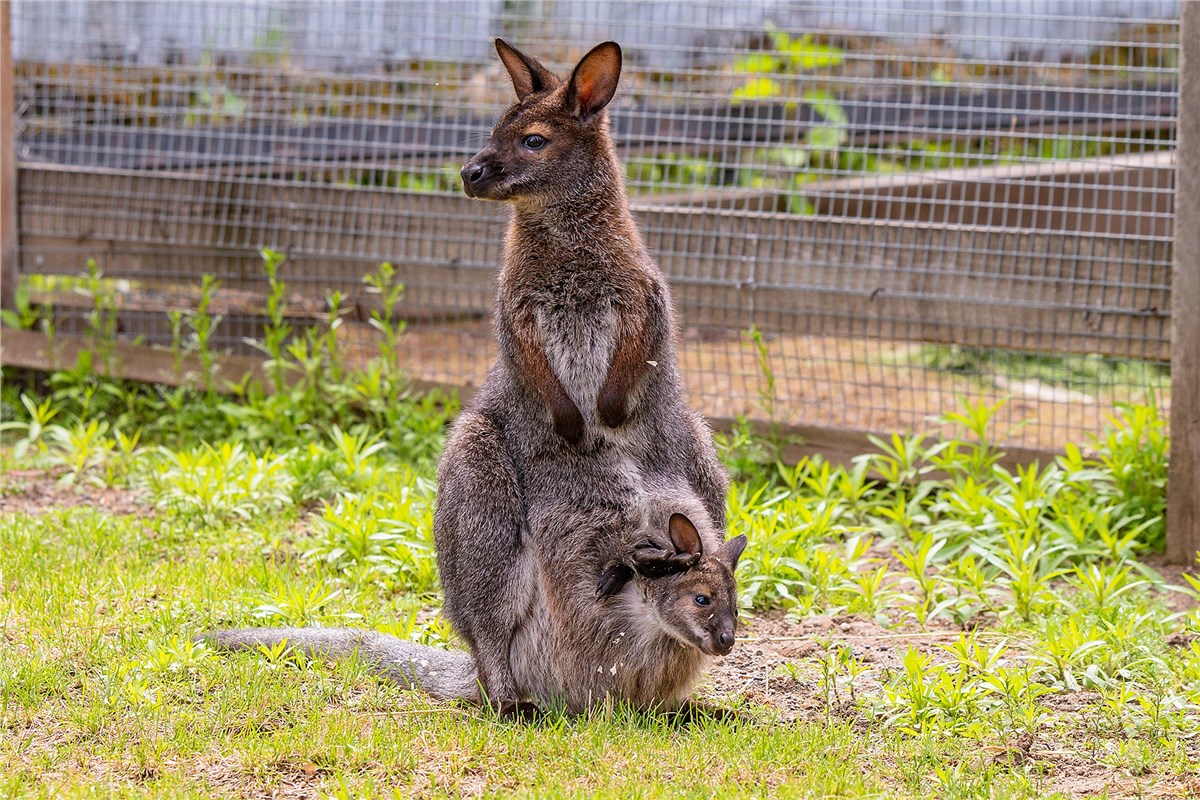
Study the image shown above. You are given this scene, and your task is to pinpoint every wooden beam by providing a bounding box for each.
[0,327,269,389]
[1,1,18,312]
[16,161,1172,361]
[706,416,1058,477]
[802,150,1175,238]
[1167,3,1200,565]
[0,327,458,401]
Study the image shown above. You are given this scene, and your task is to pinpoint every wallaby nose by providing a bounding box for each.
[716,630,735,655]
[460,161,489,193]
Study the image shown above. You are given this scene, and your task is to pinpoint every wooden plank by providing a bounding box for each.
[706,416,1058,477]
[16,166,505,313]
[0,327,268,389]
[651,150,1175,233]
[0,327,458,401]
[1,2,17,311]
[645,209,1171,361]
[1167,3,1200,565]
[801,150,1175,238]
[15,71,1177,171]
[17,162,1172,361]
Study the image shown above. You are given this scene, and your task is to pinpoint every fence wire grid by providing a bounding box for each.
[9,1,1180,451]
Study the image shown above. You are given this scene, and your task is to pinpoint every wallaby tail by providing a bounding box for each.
[200,627,480,702]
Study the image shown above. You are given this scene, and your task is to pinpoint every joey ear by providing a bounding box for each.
[718,534,748,569]
[495,39,558,99]
[564,41,622,119]
[668,513,703,557]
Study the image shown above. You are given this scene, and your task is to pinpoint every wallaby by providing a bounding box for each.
[434,38,731,709]
[202,497,747,715]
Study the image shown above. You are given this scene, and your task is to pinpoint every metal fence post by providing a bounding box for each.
[1,1,17,312]
[1168,2,1200,565]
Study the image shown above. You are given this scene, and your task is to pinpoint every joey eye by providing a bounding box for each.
[693,594,711,607]
[522,134,547,150]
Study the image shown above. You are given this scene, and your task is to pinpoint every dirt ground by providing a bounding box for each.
[3,471,1197,798]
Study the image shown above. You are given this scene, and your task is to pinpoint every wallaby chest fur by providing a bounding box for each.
[498,187,660,426]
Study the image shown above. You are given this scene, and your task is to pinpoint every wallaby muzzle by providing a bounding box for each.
[709,625,736,656]
[460,158,496,198]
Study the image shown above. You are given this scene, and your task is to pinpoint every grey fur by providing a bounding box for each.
[199,627,480,701]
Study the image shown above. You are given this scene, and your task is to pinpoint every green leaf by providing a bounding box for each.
[804,90,848,125]
[764,22,792,54]
[786,35,845,70]
[806,125,847,154]
[732,53,780,74]
[787,195,817,215]
[731,78,782,104]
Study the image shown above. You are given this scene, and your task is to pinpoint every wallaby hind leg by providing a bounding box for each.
[434,411,532,705]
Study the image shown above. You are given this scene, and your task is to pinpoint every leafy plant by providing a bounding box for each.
[150,441,295,526]
[362,261,407,368]
[257,247,293,392]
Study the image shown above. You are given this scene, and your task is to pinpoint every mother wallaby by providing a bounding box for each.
[434,40,730,709]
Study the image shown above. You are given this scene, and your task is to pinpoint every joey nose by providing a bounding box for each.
[715,630,735,655]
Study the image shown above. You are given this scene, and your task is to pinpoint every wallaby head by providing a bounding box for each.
[646,515,746,656]
[460,39,623,205]
[601,513,747,657]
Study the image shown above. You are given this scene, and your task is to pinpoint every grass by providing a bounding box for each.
[1,256,1197,798]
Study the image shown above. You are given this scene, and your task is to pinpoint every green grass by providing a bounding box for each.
[3,506,1167,800]
[0,506,894,798]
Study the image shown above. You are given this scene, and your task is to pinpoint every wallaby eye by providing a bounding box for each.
[693,594,711,607]
[522,133,547,150]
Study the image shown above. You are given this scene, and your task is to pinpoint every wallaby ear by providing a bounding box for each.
[718,534,748,569]
[564,41,622,120]
[495,39,558,99]
[668,513,703,557]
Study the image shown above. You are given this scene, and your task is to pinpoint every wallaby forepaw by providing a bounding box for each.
[552,398,586,445]
[631,547,700,578]
[596,388,628,429]
[597,562,634,598]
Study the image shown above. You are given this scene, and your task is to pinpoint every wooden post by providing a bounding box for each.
[1,0,18,312]
[1168,3,1200,565]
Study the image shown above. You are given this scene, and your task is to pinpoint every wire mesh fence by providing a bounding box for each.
[9,0,1180,451]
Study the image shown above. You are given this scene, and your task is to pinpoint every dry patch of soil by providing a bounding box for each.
[0,468,152,517]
